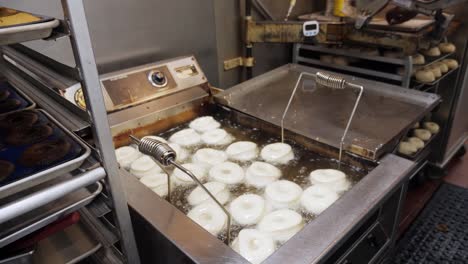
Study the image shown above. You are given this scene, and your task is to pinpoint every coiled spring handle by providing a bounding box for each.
[129,135,232,244]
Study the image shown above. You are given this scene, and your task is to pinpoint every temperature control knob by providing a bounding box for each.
[148,70,168,88]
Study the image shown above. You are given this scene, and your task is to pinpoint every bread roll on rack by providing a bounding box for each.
[415,70,435,83]
[422,47,441,57]
[439,42,456,53]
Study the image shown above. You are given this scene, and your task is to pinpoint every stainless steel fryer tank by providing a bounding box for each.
[107,60,439,263]
[117,106,412,264]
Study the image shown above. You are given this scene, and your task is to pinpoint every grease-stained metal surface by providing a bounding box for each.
[215,64,440,160]
[117,103,413,264]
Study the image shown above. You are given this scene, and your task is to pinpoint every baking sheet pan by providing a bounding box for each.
[0,109,91,199]
[0,182,102,248]
[0,8,59,46]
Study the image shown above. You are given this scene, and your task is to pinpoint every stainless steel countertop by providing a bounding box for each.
[215,64,440,160]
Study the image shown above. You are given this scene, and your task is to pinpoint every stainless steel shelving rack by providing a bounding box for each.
[293,43,415,88]
[0,0,140,263]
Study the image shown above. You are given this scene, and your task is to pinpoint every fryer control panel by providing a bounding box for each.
[100,56,207,112]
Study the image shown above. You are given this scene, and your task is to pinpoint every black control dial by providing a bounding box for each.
[148,70,168,88]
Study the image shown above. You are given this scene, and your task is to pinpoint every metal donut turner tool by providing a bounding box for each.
[129,135,232,244]
[281,72,364,169]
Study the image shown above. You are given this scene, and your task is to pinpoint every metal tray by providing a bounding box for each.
[0,81,36,116]
[0,182,102,247]
[0,17,59,45]
[0,248,34,264]
[32,221,102,264]
[412,67,458,86]
[413,52,455,70]
[0,109,91,199]
[397,131,439,161]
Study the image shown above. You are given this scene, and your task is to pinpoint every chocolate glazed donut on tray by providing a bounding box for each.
[0,81,35,115]
[0,109,84,191]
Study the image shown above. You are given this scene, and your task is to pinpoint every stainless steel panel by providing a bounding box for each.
[0,1,322,88]
[256,0,316,21]
[215,64,440,160]
[100,56,208,113]
[0,0,220,86]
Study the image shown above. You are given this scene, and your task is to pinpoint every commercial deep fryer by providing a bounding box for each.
[103,56,440,263]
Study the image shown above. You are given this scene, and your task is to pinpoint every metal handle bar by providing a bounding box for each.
[0,167,106,224]
[281,71,364,168]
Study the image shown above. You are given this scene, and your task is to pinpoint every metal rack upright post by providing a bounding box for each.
[0,0,141,263]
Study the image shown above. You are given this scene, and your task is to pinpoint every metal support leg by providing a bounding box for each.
[61,1,140,263]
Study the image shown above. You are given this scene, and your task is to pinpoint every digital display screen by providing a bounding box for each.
[305,24,317,31]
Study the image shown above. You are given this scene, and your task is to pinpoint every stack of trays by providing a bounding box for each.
[0,109,91,199]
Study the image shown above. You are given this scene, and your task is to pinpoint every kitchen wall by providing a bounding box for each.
[0,0,317,88]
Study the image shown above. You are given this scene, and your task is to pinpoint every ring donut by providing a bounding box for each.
[187,202,227,235]
[300,185,339,215]
[140,173,169,197]
[226,141,258,162]
[439,42,456,53]
[209,162,245,185]
[19,139,71,167]
[413,129,431,141]
[229,194,266,226]
[0,98,21,113]
[264,180,302,210]
[189,116,221,133]
[398,141,417,155]
[261,143,294,164]
[0,89,10,101]
[0,111,38,129]
[408,137,424,150]
[171,163,207,186]
[169,128,201,147]
[115,146,141,170]
[6,124,53,146]
[231,229,275,264]
[309,169,351,193]
[168,143,189,162]
[201,129,233,146]
[257,209,304,243]
[192,148,228,167]
[187,181,231,206]
[423,122,440,134]
[245,162,281,188]
[129,155,163,178]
